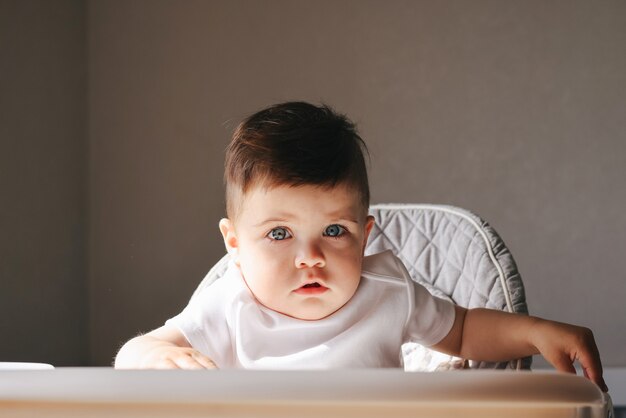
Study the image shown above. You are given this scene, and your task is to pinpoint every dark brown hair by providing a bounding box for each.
[225,101,370,219]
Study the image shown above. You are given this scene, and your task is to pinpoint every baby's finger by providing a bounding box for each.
[550,354,576,374]
[174,354,205,370]
[193,353,217,369]
[577,344,608,392]
[582,365,608,392]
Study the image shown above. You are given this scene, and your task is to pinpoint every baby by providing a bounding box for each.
[115,101,607,391]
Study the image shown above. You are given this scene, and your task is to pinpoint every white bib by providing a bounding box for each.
[166,250,455,369]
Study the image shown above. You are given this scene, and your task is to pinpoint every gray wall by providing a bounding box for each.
[0,0,87,365]
[2,0,625,367]
[87,0,626,367]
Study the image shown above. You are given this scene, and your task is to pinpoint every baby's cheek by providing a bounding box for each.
[249,251,290,281]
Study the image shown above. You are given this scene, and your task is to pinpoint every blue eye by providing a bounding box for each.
[268,227,291,241]
[324,224,345,237]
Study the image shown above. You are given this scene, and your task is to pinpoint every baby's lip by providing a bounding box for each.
[294,279,328,290]
[293,280,329,295]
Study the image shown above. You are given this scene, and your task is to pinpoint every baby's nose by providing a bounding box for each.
[295,243,326,268]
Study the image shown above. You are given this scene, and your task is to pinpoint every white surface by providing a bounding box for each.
[0,362,54,370]
[536,366,625,406]
[0,369,612,418]
[0,369,603,403]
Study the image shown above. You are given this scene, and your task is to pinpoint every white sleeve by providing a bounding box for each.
[165,279,234,367]
[393,257,456,347]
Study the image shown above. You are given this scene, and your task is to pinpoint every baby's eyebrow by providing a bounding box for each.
[252,218,291,228]
[332,218,360,224]
[252,217,360,228]
[324,210,361,224]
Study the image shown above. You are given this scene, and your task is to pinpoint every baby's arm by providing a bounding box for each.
[431,306,608,391]
[114,325,216,369]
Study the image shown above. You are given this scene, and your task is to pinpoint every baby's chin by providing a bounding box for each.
[282,311,336,322]
[277,300,352,321]
[251,297,334,321]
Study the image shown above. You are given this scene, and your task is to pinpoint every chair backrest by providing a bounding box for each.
[191,204,531,370]
[366,204,530,370]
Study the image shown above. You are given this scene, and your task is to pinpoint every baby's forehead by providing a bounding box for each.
[234,182,366,223]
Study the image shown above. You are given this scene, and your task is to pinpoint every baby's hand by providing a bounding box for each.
[141,345,217,369]
[530,319,608,392]
[115,326,217,370]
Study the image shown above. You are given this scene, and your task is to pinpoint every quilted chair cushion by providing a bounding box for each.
[366,204,530,370]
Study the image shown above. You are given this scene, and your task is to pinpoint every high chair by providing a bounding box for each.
[365,204,530,371]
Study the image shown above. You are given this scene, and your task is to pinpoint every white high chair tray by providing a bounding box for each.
[0,369,610,418]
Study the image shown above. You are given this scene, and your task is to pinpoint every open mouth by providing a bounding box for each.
[301,282,322,289]
[295,281,328,295]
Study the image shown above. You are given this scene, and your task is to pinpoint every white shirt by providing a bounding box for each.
[166,250,455,369]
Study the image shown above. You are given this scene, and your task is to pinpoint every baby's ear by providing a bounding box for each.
[219,218,238,257]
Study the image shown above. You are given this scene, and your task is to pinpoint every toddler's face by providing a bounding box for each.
[219,183,374,320]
